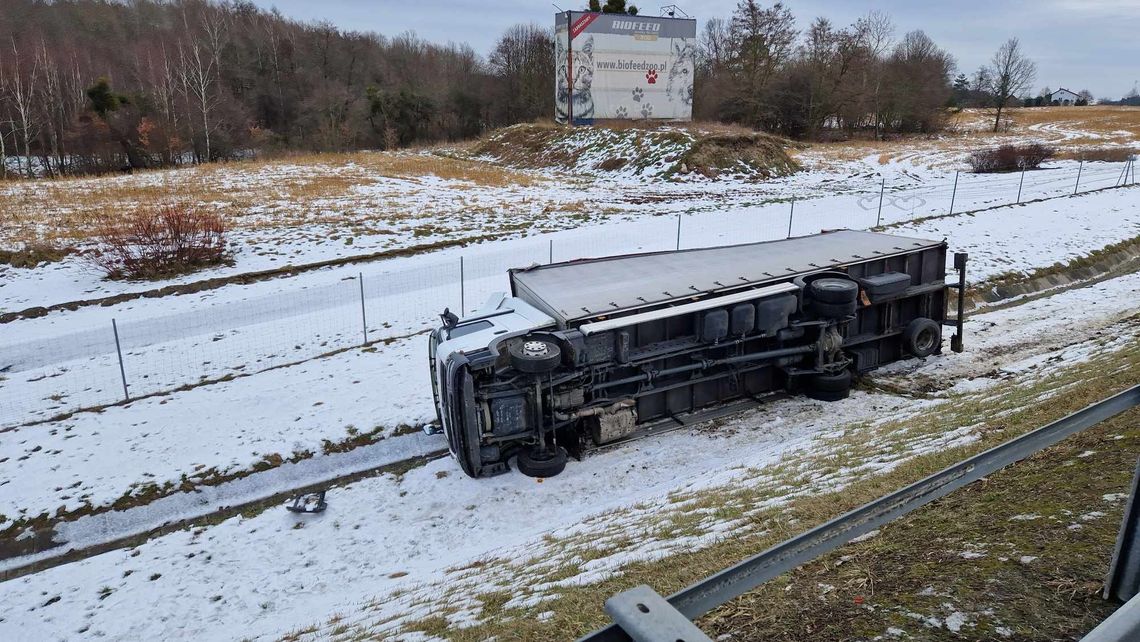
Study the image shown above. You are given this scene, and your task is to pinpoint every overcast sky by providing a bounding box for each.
[247,0,1140,99]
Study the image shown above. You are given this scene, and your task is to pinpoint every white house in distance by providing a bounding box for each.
[1049,88,1083,105]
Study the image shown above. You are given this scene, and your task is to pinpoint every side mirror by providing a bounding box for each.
[440,308,459,330]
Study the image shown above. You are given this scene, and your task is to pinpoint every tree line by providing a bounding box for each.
[0,0,1098,179]
[693,2,1049,138]
[0,0,553,177]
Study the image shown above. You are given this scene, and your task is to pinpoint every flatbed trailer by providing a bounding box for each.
[430,230,967,478]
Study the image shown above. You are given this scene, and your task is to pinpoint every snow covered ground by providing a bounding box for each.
[1,267,1137,641]
[4,163,1135,428]
[0,112,1138,640]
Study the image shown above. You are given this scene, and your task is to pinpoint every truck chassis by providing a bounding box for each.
[430,230,966,478]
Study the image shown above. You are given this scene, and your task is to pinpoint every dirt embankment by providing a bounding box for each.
[471,122,800,180]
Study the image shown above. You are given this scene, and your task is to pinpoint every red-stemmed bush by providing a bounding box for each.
[87,203,230,279]
[967,143,1056,173]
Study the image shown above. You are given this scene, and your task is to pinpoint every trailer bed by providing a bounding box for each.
[510,230,944,325]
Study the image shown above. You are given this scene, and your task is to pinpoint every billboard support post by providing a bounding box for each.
[566,10,573,126]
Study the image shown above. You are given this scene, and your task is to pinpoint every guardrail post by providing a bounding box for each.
[604,585,713,642]
[675,214,682,250]
[1104,456,1140,602]
[949,171,959,215]
[1017,165,1026,203]
[876,178,885,226]
[1075,160,1084,195]
[786,197,795,238]
[358,272,368,345]
[549,238,554,264]
[112,318,129,401]
[459,256,465,314]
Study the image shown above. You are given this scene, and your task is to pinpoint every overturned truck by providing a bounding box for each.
[430,230,967,478]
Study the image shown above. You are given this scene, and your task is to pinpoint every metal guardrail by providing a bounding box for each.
[581,383,1140,642]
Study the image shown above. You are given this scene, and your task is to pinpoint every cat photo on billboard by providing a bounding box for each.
[667,38,695,106]
[556,36,595,122]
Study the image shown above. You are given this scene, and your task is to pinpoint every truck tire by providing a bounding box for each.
[903,318,941,358]
[811,299,857,318]
[806,370,852,401]
[509,338,561,374]
[516,447,568,478]
[809,278,859,304]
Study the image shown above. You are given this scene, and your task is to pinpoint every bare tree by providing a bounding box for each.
[699,18,732,70]
[178,38,219,162]
[982,37,1035,132]
[5,38,42,178]
[0,51,9,179]
[34,39,64,176]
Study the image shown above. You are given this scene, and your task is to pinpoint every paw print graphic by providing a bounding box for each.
[615,105,629,118]
[640,103,653,119]
[645,69,658,84]
[631,87,644,103]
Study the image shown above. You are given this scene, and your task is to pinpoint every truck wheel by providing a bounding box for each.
[903,318,941,358]
[809,278,859,304]
[812,299,857,318]
[509,338,561,374]
[807,370,851,401]
[516,447,568,478]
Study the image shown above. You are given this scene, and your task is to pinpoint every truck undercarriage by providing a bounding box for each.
[430,230,966,478]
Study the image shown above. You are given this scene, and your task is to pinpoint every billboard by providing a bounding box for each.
[555,12,697,124]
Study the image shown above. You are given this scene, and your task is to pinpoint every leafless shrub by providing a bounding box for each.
[967,143,1055,173]
[86,203,230,279]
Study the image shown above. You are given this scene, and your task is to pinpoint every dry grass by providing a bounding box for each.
[0,151,543,248]
[801,106,1140,169]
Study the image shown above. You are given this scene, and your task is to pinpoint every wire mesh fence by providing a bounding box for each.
[0,159,1135,428]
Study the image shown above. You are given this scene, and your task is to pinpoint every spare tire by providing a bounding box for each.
[903,318,941,358]
[807,369,852,402]
[809,278,859,304]
[509,338,562,374]
[516,447,568,478]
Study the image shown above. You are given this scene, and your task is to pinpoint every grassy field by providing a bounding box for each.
[2,106,1135,252]
[0,151,555,249]
[803,106,1140,168]
[701,408,1136,640]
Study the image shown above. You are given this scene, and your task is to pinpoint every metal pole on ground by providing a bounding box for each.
[460,256,465,314]
[358,272,367,345]
[675,214,682,250]
[549,238,554,264]
[949,171,959,215]
[876,178,885,227]
[786,197,795,239]
[1074,160,1084,195]
[1016,166,1026,203]
[112,318,129,401]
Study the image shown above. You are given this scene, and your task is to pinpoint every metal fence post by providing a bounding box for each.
[358,272,368,345]
[549,238,554,264]
[112,318,129,401]
[1075,160,1084,195]
[876,178,885,227]
[1017,166,1026,203]
[949,171,959,215]
[675,214,682,250]
[786,197,795,238]
[460,256,465,314]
